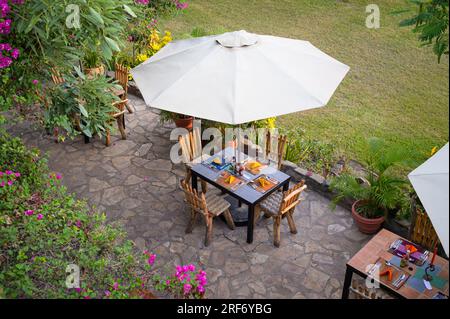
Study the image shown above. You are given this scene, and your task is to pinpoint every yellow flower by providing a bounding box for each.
[151,42,162,52]
[430,146,438,156]
[136,54,148,63]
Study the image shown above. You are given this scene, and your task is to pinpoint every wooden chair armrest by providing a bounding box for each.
[112,99,129,106]
[112,110,126,118]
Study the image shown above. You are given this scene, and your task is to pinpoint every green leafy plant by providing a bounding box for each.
[330,138,410,219]
[399,0,449,63]
[282,128,337,177]
[45,68,121,139]
[83,50,102,69]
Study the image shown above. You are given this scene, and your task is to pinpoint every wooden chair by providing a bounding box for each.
[105,99,128,146]
[409,207,439,251]
[179,127,208,192]
[255,180,307,247]
[265,131,288,170]
[115,63,133,114]
[51,68,65,85]
[350,279,387,299]
[180,180,235,246]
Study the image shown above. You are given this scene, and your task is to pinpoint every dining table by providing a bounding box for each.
[342,228,449,299]
[190,147,291,244]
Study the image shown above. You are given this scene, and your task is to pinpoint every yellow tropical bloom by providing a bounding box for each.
[430,146,438,156]
[151,42,162,51]
[136,54,148,63]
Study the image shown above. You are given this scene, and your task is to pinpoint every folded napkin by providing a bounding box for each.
[259,178,269,187]
[404,244,418,254]
[225,175,236,184]
[249,161,261,169]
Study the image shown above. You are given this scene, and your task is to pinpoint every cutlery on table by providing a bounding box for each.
[393,274,406,287]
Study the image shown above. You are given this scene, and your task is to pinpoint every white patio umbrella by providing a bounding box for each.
[131,30,350,124]
[408,143,449,256]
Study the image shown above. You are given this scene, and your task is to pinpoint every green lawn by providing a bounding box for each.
[160,0,449,168]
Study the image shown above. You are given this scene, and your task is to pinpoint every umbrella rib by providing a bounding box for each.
[409,172,449,177]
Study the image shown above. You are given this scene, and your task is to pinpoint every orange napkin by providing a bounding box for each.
[380,268,393,281]
[405,244,418,254]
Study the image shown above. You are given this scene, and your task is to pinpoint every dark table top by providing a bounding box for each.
[190,147,291,205]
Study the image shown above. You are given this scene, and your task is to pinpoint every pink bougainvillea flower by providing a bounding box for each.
[75,220,82,228]
[7,180,13,186]
[37,214,43,220]
[24,209,34,216]
[147,254,156,266]
[55,173,62,180]
[197,285,205,293]
[183,283,192,295]
[14,172,20,177]
[113,282,119,290]
[5,170,12,175]
[11,48,19,59]
[166,280,170,285]
[0,171,3,176]
[188,264,195,272]
[75,287,82,293]
[0,181,5,187]
[32,79,39,85]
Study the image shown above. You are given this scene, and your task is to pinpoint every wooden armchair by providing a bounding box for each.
[180,180,235,246]
[409,206,439,251]
[105,99,128,146]
[179,127,209,192]
[265,131,288,170]
[255,180,307,247]
[115,63,133,114]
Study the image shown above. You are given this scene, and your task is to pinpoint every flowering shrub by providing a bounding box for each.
[0,0,23,69]
[0,128,207,299]
[154,264,207,299]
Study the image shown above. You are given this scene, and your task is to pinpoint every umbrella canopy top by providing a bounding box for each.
[216,30,259,48]
[131,30,350,124]
[408,143,449,256]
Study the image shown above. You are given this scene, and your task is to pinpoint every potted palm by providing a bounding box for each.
[83,49,105,78]
[330,138,408,234]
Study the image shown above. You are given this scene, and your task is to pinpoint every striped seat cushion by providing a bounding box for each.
[205,193,231,216]
[259,192,283,216]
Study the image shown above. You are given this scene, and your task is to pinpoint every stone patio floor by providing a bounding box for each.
[6,94,371,299]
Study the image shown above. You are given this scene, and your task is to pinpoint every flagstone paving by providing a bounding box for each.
[6,94,371,299]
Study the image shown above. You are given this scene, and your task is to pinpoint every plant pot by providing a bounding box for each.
[351,200,385,234]
[130,289,158,299]
[84,65,105,78]
[173,116,193,130]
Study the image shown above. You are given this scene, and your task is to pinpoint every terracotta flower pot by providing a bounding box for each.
[351,200,385,234]
[174,116,194,130]
[84,65,105,78]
